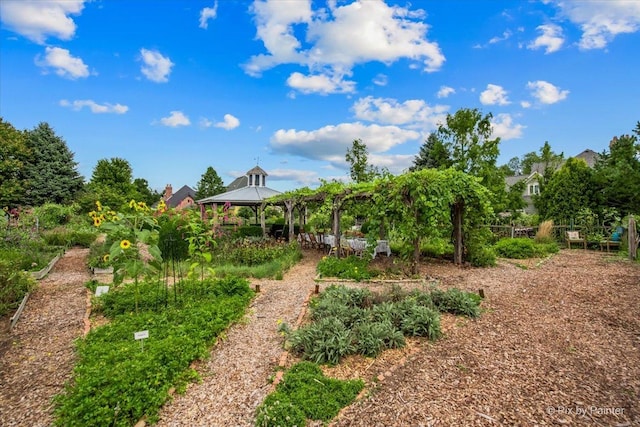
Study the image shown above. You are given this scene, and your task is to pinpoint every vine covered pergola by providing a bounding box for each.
[266,168,493,272]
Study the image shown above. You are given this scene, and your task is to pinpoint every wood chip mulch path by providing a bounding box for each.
[0,248,91,427]
[155,251,323,427]
[332,251,640,427]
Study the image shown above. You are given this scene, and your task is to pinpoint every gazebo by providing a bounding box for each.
[196,166,281,234]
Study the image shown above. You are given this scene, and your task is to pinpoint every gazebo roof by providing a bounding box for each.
[197,185,281,206]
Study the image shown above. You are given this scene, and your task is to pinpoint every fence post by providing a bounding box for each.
[629,215,637,260]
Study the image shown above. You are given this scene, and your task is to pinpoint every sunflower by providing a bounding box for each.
[95,201,102,211]
[129,199,137,209]
[120,239,132,249]
[102,254,110,263]
[93,218,102,227]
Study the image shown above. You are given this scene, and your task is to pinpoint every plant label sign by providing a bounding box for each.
[95,286,110,297]
[134,330,149,352]
[134,330,149,340]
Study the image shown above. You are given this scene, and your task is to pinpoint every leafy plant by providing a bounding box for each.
[494,238,558,259]
[316,255,376,281]
[430,288,482,318]
[0,259,37,316]
[255,362,364,427]
[54,277,253,427]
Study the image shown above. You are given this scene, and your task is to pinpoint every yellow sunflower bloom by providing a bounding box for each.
[88,211,97,219]
[93,218,102,227]
[120,239,132,249]
[129,199,137,209]
[102,254,110,262]
[95,201,102,211]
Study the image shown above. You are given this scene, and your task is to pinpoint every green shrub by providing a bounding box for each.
[420,237,454,258]
[430,288,482,318]
[494,238,559,259]
[33,203,78,229]
[288,317,355,365]
[399,304,441,339]
[0,259,37,316]
[233,225,264,238]
[53,277,254,427]
[42,227,98,248]
[494,238,537,259]
[467,227,497,267]
[353,320,405,357]
[316,256,376,281]
[158,216,189,262]
[255,362,363,427]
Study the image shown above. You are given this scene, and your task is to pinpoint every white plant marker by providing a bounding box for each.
[134,330,149,351]
[95,286,110,297]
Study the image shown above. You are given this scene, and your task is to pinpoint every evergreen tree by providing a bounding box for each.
[133,178,161,206]
[0,118,30,208]
[410,133,452,171]
[23,122,84,206]
[82,157,138,210]
[195,166,225,199]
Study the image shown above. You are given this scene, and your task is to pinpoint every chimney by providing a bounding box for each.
[164,184,173,200]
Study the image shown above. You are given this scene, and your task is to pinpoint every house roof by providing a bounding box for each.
[165,185,195,208]
[226,176,248,192]
[246,165,268,176]
[197,185,281,206]
[573,149,599,167]
[505,171,540,188]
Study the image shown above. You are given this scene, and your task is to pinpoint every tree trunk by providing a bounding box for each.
[452,201,464,265]
[332,206,341,258]
[412,236,420,275]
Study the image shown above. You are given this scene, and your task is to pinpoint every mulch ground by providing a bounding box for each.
[0,248,638,427]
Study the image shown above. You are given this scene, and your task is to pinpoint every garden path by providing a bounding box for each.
[0,248,90,427]
[155,250,323,427]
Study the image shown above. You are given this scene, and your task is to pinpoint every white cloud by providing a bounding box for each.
[215,114,240,130]
[527,80,569,104]
[199,2,218,29]
[245,0,444,94]
[368,153,415,174]
[491,113,525,140]
[159,111,190,127]
[199,118,214,128]
[35,47,89,79]
[139,48,174,83]
[59,99,128,114]
[0,0,85,44]
[528,24,564,53]
[520,101,532,108]
[352,96,448,129]
[286,71,356,94]
[270,122,420,166]
[373,73,388,86]
[479,84,510,106]
[267,168,319,185]
[489,30,512,44]
[436,85,455,98]
[556,0,640,49]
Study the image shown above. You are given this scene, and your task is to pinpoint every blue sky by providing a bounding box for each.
[1,0,639,193]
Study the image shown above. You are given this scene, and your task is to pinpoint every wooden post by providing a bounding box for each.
[260,203,266,237]
[332,203,341,258]
[629,215,637,260]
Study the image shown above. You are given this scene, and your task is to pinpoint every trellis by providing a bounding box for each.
[265,169,492,271]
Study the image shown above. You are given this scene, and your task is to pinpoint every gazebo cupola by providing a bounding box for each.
[246,165,268,187]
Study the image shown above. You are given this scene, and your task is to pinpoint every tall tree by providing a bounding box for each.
[536,157,595,223]
[0,118,30,208]
[133,178,161,206]
[345,139,380,183]
[593,130,640,216]
[195,166,225,199]
[23,122,84,206]
[410,133,452,171]
[82,157,137,210]
[435,108,506,212]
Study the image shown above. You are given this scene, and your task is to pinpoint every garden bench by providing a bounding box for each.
[566,231,587,249]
